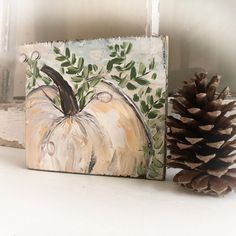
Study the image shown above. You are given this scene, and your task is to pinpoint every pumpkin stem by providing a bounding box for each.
[41,65,79,116]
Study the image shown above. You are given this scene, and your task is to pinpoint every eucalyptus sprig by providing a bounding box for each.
[106,42,162,119]
[26,56,51,90]
[107,42,157,90]
[54,46,102,110]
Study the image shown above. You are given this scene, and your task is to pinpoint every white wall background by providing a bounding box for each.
[160,0,236,94]
[14,0,236,96]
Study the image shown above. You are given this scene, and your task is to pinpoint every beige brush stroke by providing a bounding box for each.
[26,83,149,177]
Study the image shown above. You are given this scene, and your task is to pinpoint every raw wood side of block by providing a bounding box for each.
[0,102,25,149]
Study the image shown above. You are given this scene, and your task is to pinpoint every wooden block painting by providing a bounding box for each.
[21,36,168,180]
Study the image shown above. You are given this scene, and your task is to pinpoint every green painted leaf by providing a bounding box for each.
[160,98,165,103]
[145,87,152,94]
[149,58,155,70]
[82,66,89,78]
[154,138,163,149]
[88,64,93,72]
[26,82,31,89]
[56,56,66,61]
[107,45,113,50]
[32,77,36,86]
[156,88,162,97]
[115,44,120,51]
[111,75,122,83]
[153,132,160,141]
[147,95,154,105]
[27,58,33,67]
[142,146,155,159]
[71,76,83,82]
[107,58,124,71]
[133,94,139,102]
[26,70,32,78]
[159,114,166,121]
[148,169,159,178]
[35,67,41,77]
[92,64,98,71]
[139,62,146,75]
[120,51,125,57]
[60,67,65,75]
[53,96,61,108]
[90,77,101,87]
[140,100,149,114]
[61,61,70,67]
[82,81,89,92]
[142,145,148,154]
[153,103,163,109]
[77,87,84,99]
[124,61,135,70]
[84,90,94,98]
[162,91,166,98]
[151,158,163,169]
[148,119,157,129]
[74,83,78,90]
[79,97,86,109]
[137,164,146,177]
[148,110,158,119]
[71,53,76,64]
[135,77,150,85]
[130,67,136,80]
[151,73,157,80]
[66,66,79,74]
[53,47,60,54]
[126,43,132,54]
[107,60,113,72]
[112,58,124,65]
[109,52,116,57]
[115,66,123,71]
[78,57,84,72]
[118,75,129,88]
[158,146,165,154]
[126,82,137,90]
[153,103,164,109]
[122,42,128,48]
[65,47,70,58]
[138,89,144,97]
[42,77,51,85]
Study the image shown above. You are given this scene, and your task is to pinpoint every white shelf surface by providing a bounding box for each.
[0,146,235,236]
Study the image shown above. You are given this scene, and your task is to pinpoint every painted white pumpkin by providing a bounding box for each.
[26,65,150,177]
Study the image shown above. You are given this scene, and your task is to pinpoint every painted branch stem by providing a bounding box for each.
[41,65,78,116]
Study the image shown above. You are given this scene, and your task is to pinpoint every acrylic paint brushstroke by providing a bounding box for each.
[20,36,168,180]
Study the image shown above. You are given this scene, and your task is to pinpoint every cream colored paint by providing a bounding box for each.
[26,84,149,177]
[90,108,127,148]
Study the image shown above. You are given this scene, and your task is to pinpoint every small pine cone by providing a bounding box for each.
[167,72,236,196]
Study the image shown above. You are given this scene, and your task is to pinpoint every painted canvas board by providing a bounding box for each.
[21,36,168,180]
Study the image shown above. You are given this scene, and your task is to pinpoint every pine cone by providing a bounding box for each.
[167,73,236,196]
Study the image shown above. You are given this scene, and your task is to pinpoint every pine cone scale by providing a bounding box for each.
[191,174,209,192]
